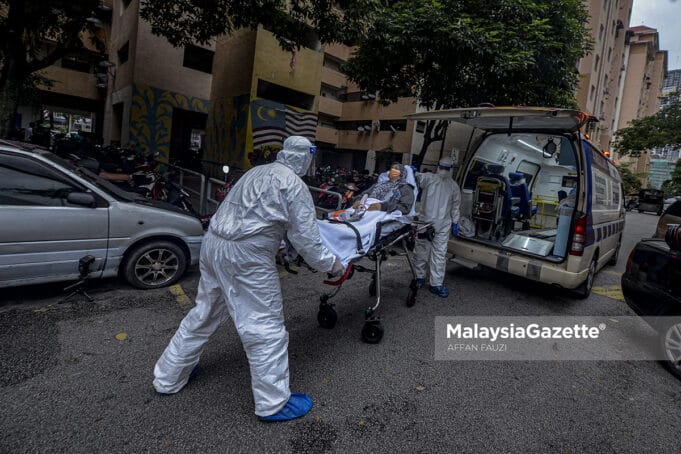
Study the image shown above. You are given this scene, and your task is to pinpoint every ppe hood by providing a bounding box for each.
[276,136,316,176]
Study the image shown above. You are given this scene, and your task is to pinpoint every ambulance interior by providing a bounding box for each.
[459,133,580,260]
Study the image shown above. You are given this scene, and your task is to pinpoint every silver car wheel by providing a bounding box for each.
[663,323,681,368]
[134,248,180,286]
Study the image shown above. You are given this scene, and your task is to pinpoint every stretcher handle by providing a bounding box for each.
[323,263,353,286]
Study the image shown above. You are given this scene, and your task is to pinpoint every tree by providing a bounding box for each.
[0,0,108,137]
[341,0,592,166]
[616,162,642,195]
[660,160,681,197]
[139,0,378,49]
[614,100,681,157]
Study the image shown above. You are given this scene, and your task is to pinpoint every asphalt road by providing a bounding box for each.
[2,211,679,453]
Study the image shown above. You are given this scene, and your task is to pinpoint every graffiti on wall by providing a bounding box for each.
[129,84,208,160]
[205,94,249,170]
[205,96,318,171]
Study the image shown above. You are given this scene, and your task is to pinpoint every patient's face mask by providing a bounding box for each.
[388,168,401,181]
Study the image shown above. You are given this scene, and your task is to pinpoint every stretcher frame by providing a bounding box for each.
[316,219,434,344]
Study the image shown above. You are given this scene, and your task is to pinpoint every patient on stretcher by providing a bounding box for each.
[353,163,415,215]
[318,163,418,266]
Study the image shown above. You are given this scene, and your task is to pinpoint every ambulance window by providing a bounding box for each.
[517,160,540,187]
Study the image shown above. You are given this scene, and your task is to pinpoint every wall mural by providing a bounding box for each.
[248,98,318,167]
[205,96,318,171]
[205,94,249,170]
[129,84,209,161]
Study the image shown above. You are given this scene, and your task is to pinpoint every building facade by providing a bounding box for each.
[576,0,634,152]
[611,25,667,186]
[18,1,670,178]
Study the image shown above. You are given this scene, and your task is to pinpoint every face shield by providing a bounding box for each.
[276,136,317,176]
[437,157,454,177]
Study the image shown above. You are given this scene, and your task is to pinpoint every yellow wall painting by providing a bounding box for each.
[129,84,209,162]
[205,94,250,170]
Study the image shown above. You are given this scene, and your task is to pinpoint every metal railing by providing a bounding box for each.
[167,164,207,215]
[205,177,228,214]
[308,187,343,218]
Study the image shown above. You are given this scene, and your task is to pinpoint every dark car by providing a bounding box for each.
[654,200,681,239]
[621,232,681,379]
[637,188,664,215]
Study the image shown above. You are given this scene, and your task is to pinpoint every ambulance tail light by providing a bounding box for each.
[569,215,588,256]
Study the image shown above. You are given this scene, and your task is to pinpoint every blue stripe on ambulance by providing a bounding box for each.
[582,140,596,247]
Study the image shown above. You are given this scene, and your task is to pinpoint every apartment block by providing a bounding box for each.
[16,1,114,140]
[612,25,667,186]
[576,0,634,152]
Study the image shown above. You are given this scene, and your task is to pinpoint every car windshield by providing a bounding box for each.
[640,189,663,202]
[42,151,143,202]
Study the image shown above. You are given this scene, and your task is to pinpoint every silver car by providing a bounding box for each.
[0,141,203,289]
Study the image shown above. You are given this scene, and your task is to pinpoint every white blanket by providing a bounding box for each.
[318,198,408,266]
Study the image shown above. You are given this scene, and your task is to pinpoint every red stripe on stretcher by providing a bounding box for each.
[323,263,354,286]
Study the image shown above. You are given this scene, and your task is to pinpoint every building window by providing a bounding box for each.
[256,79,315,111]
[117,42,129,65]
[607,47,612,62]
[323,55,343,72]
[594,55,600,73]
[416,121,426,133]
[183,45,214,74]
[590,85,596,100]
[61,56,91,73]
[599,24,604,41]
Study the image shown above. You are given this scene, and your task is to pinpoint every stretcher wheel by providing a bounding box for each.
[361,321,384,344]
[317,305,337,329]
[406,286,417,307]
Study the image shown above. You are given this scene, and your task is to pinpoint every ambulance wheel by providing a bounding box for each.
[369,277,376,296]
[361,321,384,344]
[609,235,622,266]
[406,286,417,307]
[573,257,596,299]
[317,305,337,329]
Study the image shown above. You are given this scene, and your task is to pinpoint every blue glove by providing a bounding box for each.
[451,223,458,237]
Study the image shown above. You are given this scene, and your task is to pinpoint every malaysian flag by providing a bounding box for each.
[251,99,318,149]
[251,99,286,149]
[285,108,317,141]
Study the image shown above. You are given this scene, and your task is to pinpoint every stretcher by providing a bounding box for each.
[316,216,434,344]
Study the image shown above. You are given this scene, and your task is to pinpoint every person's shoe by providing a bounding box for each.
[259,393,313,422]
[156,364,201,396]
[415,278,425,289]
[429,285,449,298]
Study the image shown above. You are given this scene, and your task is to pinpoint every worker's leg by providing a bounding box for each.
[428,227,451,287]
[224,242,291,417]
[413,236,433,283]
[153,239,229,393]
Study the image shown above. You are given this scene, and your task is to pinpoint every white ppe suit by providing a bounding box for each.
[413,165,461,286]
[153,136,336,417]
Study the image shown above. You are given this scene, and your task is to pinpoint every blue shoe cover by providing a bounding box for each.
[415,278,425,289]
[429,285,449,298]
[259,393,313,422]
[156,364,201,396]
